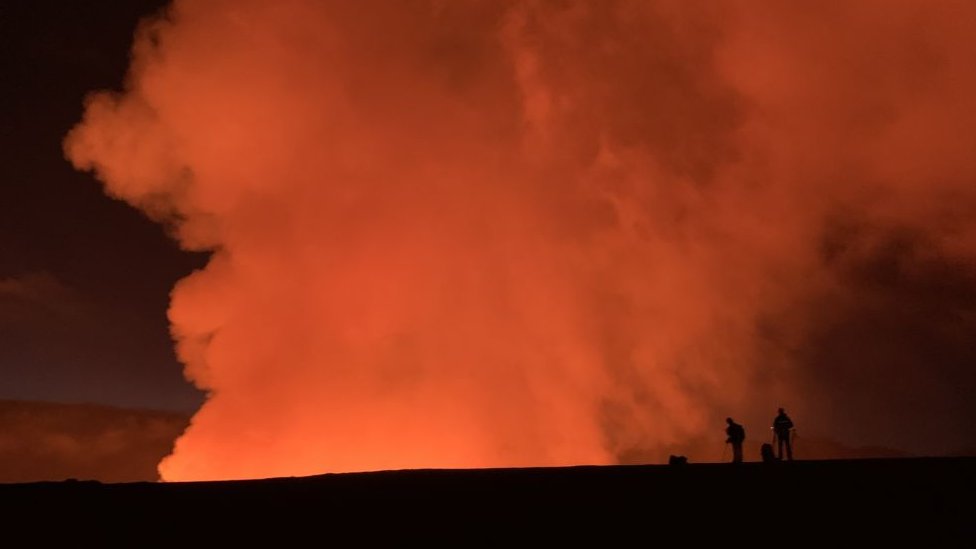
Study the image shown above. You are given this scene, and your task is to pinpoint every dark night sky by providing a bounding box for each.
[1,1,205,411]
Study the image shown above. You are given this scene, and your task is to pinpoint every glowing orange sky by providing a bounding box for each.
[66,0,976,480]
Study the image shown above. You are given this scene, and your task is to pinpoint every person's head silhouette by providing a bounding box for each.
[778,407,785,415]
[726,417,734,425]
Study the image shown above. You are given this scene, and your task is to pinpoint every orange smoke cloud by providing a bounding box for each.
[66,0,976,480]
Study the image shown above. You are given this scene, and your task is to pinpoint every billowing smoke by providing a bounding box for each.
[65,0,976,480]
[0,400,188,483]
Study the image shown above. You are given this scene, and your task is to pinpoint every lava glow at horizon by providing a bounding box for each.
[66,0,976,481]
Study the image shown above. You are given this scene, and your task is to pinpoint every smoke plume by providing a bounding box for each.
[0,400,188,483]
[66,0,976,480]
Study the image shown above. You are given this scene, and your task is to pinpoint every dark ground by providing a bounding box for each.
[0,457,972,543]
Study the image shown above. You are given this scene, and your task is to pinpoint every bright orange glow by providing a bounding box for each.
[65,1,976,480]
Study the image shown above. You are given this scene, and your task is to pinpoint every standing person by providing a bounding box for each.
[725,417,745,463]
[772,408,795,461]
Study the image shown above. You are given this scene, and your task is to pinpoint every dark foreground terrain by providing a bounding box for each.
[1,457,972,543]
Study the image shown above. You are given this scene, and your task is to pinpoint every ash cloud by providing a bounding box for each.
[0,400,188,483]
[65,0,976,480]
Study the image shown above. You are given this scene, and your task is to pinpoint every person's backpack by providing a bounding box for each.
[668,455,688,466]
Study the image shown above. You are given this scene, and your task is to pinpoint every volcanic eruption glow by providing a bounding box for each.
[66,0,976,480]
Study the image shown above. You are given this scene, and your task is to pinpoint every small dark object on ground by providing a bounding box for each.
[668,455,688,465]
[761,443,777,463]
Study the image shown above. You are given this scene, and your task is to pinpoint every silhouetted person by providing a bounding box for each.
[725,417,745,463]
[773,408,794,461]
